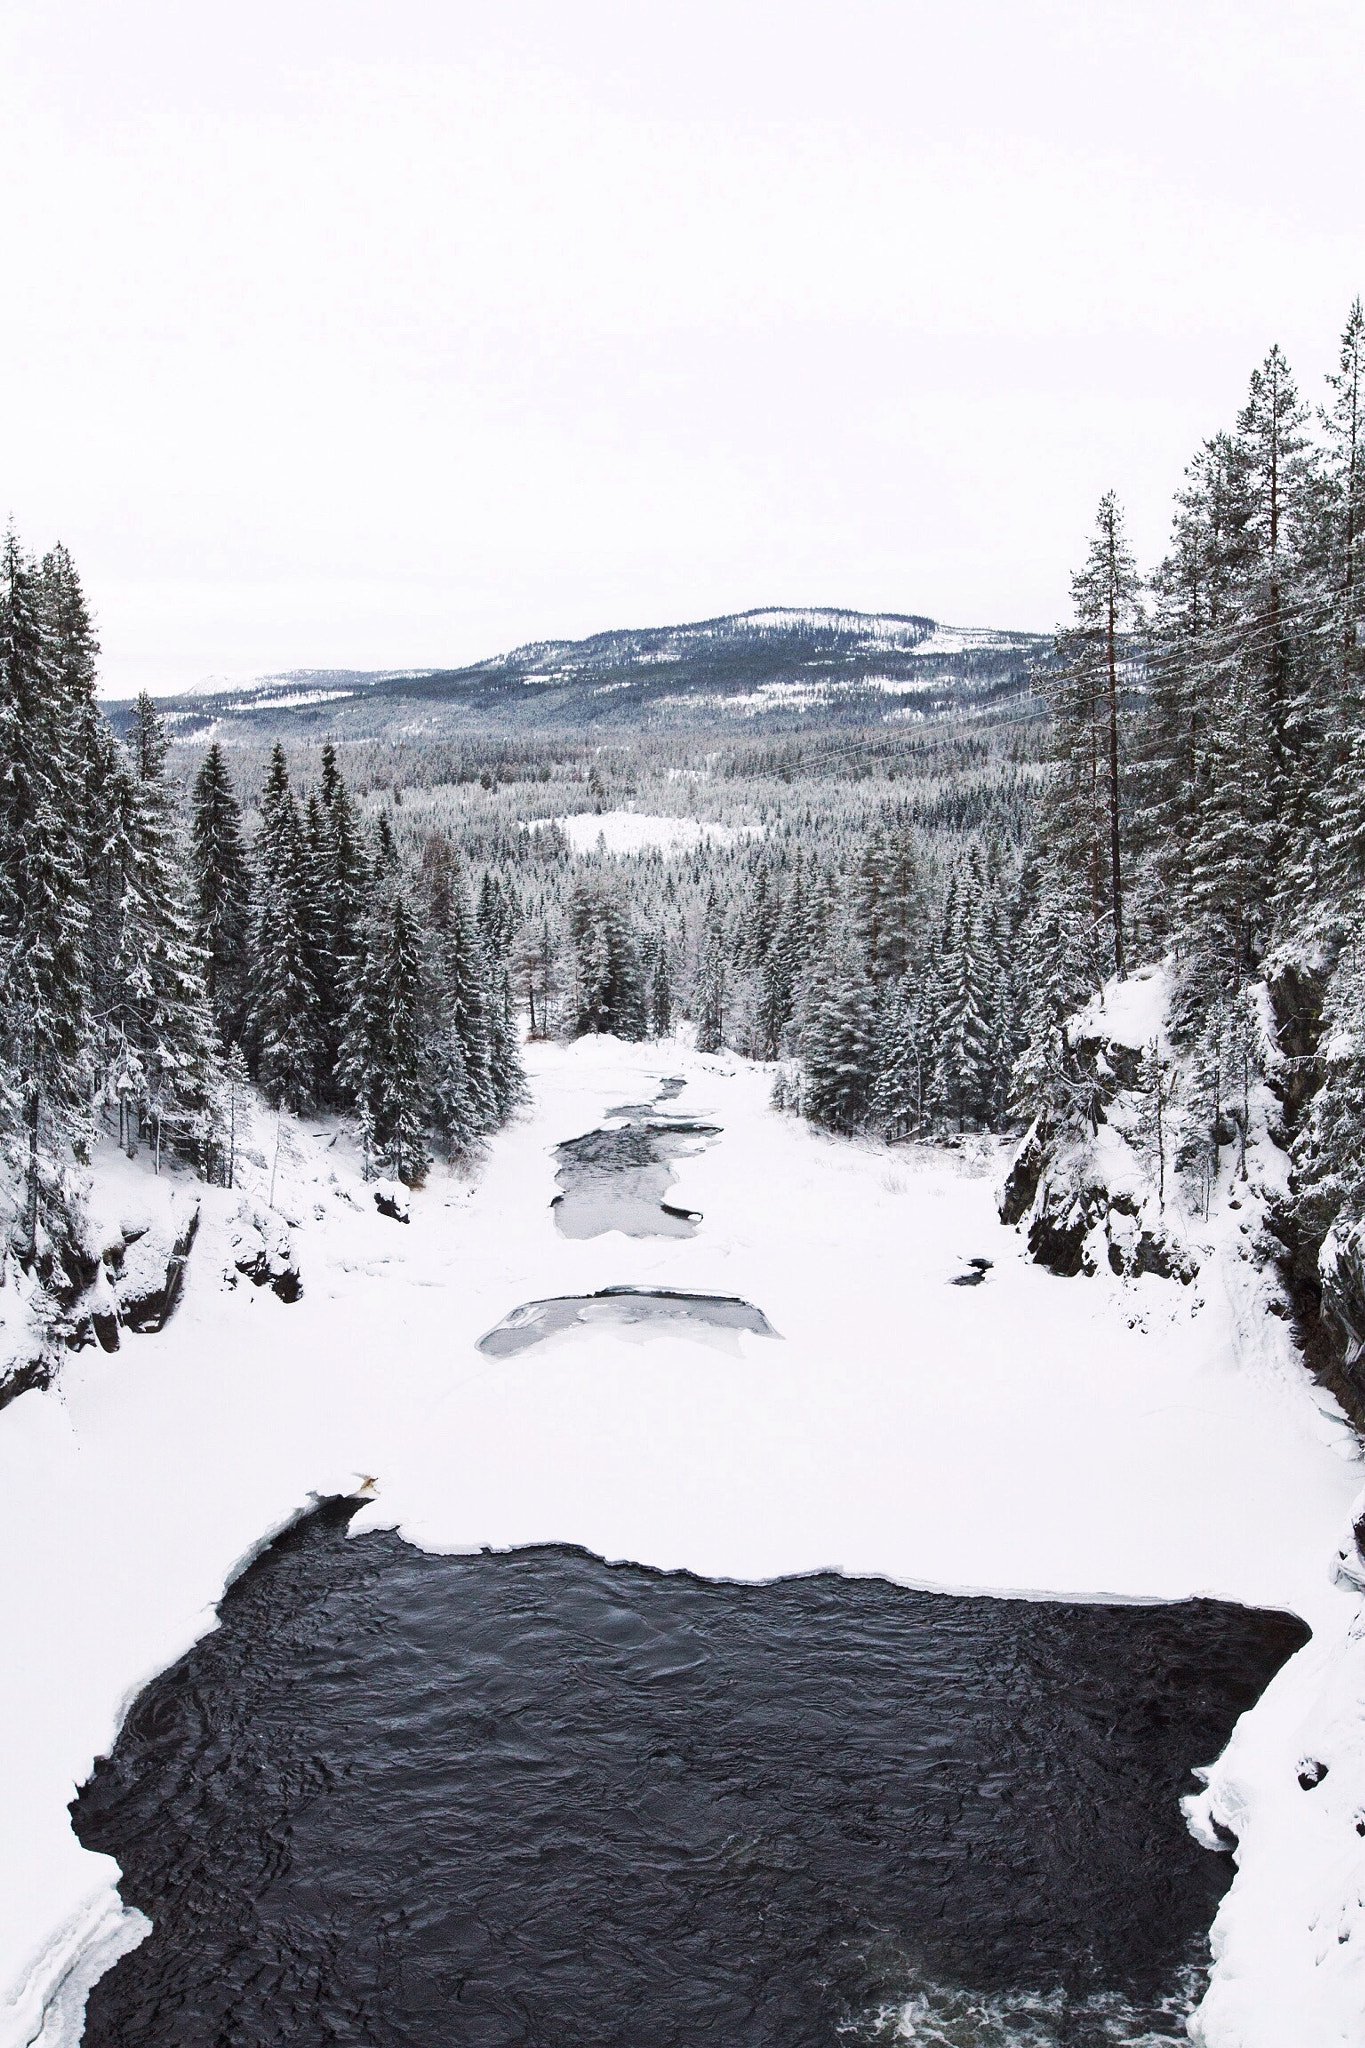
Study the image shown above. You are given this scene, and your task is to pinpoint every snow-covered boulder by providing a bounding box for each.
[372,1179,411,1224]
[226,1199,301,1302]
[0,1255,58,1409]
[98,1197,201,1333]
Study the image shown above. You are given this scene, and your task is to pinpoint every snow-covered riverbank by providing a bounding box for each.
[2,1035,1362,2046]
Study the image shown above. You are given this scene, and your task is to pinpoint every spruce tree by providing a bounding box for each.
[650,931,672,1037]
[108,695,219,1149]
[798,918,879,1133]
[341,884,431,1184]
[0,529,91,1246]
[190,743,252,1045]
[315,742,371,1088]
[246,744,321,1109]
[420,834,497,1128]
[485,957,525,1120]
[694,895,726,1054]
[570,879,647,1039]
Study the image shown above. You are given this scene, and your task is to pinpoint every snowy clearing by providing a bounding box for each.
[543,812,752,855]
[1,1036,1362,2046]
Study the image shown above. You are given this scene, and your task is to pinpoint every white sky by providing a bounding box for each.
[1,0,1362,695]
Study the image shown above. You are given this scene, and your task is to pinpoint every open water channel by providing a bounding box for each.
[71,1082,1309,2046]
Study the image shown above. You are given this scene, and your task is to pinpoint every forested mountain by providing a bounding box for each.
[113,608,1045,742]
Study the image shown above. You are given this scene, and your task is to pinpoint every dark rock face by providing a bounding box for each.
[1019,1156,1198,1287]
[1256,949,1365,1428]
[1026,1179,1099,1277]
[1265,958,1328,1128]
[91,1309,121,1354]
[999,1116,1048,1227]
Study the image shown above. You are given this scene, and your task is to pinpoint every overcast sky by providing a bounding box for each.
[2,1,1362,694]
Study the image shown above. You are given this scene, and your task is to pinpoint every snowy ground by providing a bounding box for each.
[546,811,753,855]
[1,1035,1362,2045]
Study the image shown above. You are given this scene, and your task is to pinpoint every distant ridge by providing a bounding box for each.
[112,605,1048,742]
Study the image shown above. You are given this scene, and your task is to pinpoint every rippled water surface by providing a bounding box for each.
[73,1503,1306,2047]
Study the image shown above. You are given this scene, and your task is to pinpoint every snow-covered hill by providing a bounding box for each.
[1,1035,1361,2045]
[108,606,1047,742]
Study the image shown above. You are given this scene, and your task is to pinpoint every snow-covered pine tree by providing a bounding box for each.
[340,883,431,1185]
[374,811,401,875]
[1134,436,1240,940]
[313,743,371,1091]
[1322,302,1365,698]
[569,878,647,1040]
[107,694,219,1153]
[758,856,809,1058]
[1320,305,1365,898]
[649,930,672,1037]
[870,973,926,1139]
[1235,345,1315,875]
[693,894,726,1054]
[1182,655,1276,1000]
[0,530,91,1248]
[485,955,525,1121]
[852,825,923,986]
[514,911,563,1041]
[930,872,995,1130]
[419,833,497,1130]
[190,743,252,1046]
[476,870,522,960]
[245,744,321,1110]
[1054,493,1143,980]
[798,916,879,1133]
[1294,921,1365,1245]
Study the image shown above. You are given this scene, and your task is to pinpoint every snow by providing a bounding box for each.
[906,625,1034,656]
[544,812,751,855]
[1076,962,1171,1052]
[715,607,932,644]
[0,1035,1361,2045]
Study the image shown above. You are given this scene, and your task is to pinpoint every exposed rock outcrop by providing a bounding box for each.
[1014,1134,1197,1284]
[1000,982,1197,1287]
[226,1200,302,1302]
[103,1203,201,1332]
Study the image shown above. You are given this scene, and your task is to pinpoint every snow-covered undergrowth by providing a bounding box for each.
[1,1035,1361,2046]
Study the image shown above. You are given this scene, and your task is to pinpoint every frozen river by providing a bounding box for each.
[1,1036,1359,2046]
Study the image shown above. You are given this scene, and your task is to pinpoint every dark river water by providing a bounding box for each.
[72,1500,1306,2048]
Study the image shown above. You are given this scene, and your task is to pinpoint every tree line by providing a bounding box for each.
[0,531,523,1255]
